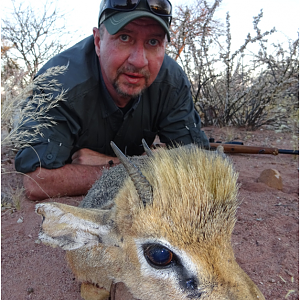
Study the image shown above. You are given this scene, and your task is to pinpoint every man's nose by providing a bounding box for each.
[127,43,148,68]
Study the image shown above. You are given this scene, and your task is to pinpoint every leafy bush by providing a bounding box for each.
[167,0,299,131]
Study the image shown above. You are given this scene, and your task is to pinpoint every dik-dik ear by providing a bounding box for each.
[36,202,119,251]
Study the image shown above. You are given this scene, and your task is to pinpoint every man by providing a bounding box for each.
[15,0,209,201]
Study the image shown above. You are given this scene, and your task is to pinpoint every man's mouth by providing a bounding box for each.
[122,73,145,85]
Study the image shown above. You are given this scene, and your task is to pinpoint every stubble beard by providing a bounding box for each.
[113,66,151,99]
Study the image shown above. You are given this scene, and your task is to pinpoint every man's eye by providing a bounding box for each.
[149,39,158,46]
[120,35,129,42]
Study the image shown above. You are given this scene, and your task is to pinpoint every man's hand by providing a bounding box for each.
[71,148,119,166]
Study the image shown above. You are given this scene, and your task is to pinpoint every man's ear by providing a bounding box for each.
[93,27,101,57]
[36,202,117,251]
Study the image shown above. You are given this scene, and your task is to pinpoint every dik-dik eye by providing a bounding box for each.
[143,244,174,268]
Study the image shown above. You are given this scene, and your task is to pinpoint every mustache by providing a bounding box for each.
[117,65,150,80]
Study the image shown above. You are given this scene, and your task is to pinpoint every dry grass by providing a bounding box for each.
[1,65,68,206]
[1,65,68,152]
[1,185,24,212]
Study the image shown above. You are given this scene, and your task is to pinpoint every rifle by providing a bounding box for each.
[208,139,299,155]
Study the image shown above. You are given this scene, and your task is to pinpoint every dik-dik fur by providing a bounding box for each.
[36,142,265,300]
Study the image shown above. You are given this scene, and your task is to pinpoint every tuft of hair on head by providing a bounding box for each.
[115,145,239,247]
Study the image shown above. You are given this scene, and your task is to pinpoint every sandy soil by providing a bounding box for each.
[1,126,299,300]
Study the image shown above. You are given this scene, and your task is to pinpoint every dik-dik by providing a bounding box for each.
[36,141,265,300]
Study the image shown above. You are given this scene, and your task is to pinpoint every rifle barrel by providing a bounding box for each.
[278,149,299,155]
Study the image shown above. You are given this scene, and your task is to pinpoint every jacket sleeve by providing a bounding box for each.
[14,94,79,173]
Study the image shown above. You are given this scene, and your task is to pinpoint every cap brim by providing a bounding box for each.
[103,11,170,42]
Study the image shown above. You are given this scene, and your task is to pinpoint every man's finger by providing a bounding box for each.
[71,150,80,161]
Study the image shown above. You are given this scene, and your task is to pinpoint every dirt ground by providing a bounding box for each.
[1,126,299,300]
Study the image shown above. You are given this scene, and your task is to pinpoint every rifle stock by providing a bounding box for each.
[209,143,299,155]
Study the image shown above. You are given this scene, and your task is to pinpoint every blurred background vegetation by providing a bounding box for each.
[1,0,299,144]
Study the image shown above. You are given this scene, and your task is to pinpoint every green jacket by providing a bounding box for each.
[15,35,208,173]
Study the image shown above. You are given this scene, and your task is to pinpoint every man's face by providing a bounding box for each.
[93,18,166,105]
